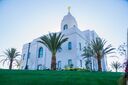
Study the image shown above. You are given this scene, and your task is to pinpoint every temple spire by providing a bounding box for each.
[68,6,71,13]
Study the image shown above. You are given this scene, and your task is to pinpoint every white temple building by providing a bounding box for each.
[21,9,108,71]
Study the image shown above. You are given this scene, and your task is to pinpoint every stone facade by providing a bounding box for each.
[21,11,108,71]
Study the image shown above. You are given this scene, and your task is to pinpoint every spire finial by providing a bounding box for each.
[68,6,71,13]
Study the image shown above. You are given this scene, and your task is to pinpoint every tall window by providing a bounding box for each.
[80,60,82,67]
[68,42,72,50]
[79,43,81,51]
[68,59,72,67]
[63,24,68,30]
[58,61,61,69]
[38,47,43,58]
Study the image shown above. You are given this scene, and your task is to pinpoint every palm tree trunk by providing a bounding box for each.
[116,69,117,72]
[97,58,102,71]
[9,59,13,70]
[51,55,56,70]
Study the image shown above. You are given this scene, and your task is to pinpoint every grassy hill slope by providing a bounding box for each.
[0,70,122,85]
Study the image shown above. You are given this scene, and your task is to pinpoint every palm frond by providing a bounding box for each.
[82,46,93,59]
[38,32,68,55]
[2,58,9,66]
[91,37,115,59]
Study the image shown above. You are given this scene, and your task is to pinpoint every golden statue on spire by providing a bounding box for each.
[68,6,71,12]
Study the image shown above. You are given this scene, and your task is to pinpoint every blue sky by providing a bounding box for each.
[0,0,128,69]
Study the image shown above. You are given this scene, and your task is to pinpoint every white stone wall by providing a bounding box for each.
[21,27,108,70]
[21,43,29,69]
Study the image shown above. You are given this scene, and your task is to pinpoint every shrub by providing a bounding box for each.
[64,68,90,72]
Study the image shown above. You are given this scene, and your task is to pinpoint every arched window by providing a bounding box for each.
[58,61,61,70]
[63,24,68,30]
[79,43,81,51]
[37,64,42,70]
[68,59,73,68]
[68,42,72,50]
[38,47,43,58]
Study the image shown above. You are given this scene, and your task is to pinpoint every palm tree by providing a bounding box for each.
[82,45,93,58]
[84,59,92,70]
[91,37,115,71]
[82,45,93,70]
[38,33,68,70]
[0,48,20,70]
[111,61,122,72]
[14,59,22,69]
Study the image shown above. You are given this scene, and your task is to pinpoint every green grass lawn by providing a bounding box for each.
[0,70,123,85]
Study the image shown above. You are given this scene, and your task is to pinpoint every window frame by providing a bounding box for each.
[80,60,82,67]
[58,61,61,69]
[37,64,42,70]
[38,47,43,58]
[68,59,72,66]
[63,24,68,30]
[79,42,81,51]
[68,42,72,50]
